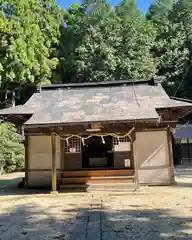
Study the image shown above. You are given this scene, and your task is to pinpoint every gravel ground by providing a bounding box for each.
[0,167,191,240]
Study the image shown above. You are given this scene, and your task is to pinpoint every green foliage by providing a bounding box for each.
[115,0,156,80]
[171,0,192,98]
[1,0,192,95]
[147,0,173,23]
[146,0,191,96]
[0,123,24,174]
[0,0,63,88]
[55,0,156,83]
[2,0,192,173]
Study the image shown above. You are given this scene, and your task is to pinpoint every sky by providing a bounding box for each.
[55,0,153,13]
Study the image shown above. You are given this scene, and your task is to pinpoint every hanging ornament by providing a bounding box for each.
[101,136,105,144]
[55,128,135,147]
[66,138,69,146]
[117,136,120,144]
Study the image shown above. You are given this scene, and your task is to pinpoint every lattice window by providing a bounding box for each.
[179,138,192,144]
[180,138,188,144]
[113,136,130,145]
[64,136,81,153]
[176,138,181,144]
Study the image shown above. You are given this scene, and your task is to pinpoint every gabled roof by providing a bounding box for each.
[0,79,191,127]
[24,85,160,126]
[173,124,192,139]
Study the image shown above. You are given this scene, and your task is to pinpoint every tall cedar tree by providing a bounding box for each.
[147,0,191,97]
[0,0,63,88]
[56,0,156,83]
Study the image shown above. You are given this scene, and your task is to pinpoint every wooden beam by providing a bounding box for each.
[51,133,58,194]
[25,123,170,136]
[24,121,159,132]
[138,127,168,132]
[167,126,175,184]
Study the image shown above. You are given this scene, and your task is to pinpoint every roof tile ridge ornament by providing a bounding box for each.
[149,76,165,86]
[12,90,16,107]
[156,116,161,125]
[36,86,42,93]
[58,87,63,99]
[131,80,140,107]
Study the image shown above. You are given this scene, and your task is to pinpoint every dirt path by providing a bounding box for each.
[0,167,191,239]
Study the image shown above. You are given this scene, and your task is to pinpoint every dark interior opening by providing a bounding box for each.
[82,136,114,168]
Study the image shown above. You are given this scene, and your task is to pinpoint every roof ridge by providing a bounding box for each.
[40,79,158,90]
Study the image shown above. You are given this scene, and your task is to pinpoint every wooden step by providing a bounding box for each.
[60,176,134,184]
[61,169,134,178]
[60,183,88,189]
[59,184,88,192]
[60,182,136,187]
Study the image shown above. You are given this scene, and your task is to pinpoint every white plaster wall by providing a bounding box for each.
[135,130,172,184]
[28,170,60,188]
[28,135,61,170]
[138,168,170,185]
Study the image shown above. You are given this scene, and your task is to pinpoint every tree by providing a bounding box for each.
[147,0,173,23]
[55,1,120,83]
[0,0,63,88]
[56,0,156,83]
[0,123,24,174]
[54,3,88,83]
[146,0,189,96]
[170,0,192,98]
[115,0,156,79]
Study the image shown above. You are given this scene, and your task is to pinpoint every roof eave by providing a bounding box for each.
[0,114,32,125]
[170,96,192,103]
[23,118,159,128]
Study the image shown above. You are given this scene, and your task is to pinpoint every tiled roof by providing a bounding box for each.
[173,124,192,139]
[0,81,191,126]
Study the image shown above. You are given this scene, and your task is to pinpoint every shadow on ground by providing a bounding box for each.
[0,172,50,196]
[0,203,191,239]
[0,165,191,196]
[0,177,21,188]
[173,181,192,188]
[0,172,24,191]
[0,173,45,196]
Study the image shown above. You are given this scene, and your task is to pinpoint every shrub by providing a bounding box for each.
[0,123,24,174]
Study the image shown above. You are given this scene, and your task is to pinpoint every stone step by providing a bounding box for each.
[87,188,136,192]
[60,182,137,192]
[88,182,136,189]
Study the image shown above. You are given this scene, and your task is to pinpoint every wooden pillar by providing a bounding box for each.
[130,140,134,169]
[24,135,29,187]
[131,131,139,190]
[167,126,175,183]
[60,138,64,170]
[51,133,58,194]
